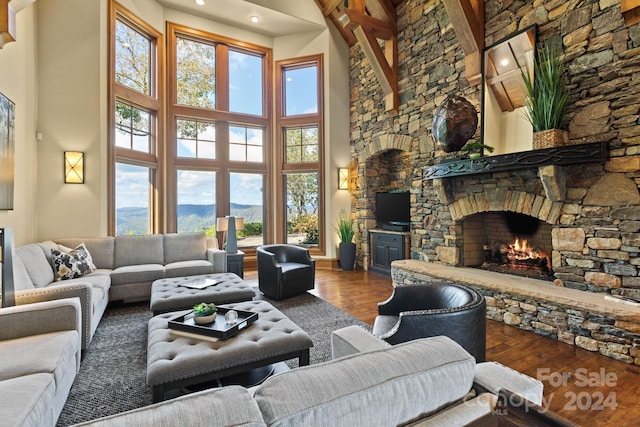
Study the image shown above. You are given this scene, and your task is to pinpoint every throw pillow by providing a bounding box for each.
[52,247,94,281]
[57,242,98,270]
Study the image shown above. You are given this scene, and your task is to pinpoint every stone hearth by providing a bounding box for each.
[392,260,640,365]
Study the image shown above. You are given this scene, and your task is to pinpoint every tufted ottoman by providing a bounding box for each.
[147,299,314,402]
[150,272,256,314]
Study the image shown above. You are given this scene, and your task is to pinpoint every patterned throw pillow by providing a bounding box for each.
[57,242,98,270]
[52,247,94,281]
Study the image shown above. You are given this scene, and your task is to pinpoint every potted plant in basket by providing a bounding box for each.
[192,302,217,325]
[518,36,569,149]
[460,141,494,159]
[335,215,356,271]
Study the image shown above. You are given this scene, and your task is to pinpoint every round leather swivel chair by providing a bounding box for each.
[372,282,487,362]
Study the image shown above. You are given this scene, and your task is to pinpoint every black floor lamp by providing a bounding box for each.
[1,227,15,308]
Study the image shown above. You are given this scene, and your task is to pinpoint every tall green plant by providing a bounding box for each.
[335,216,355,244]
[518,37,568,132]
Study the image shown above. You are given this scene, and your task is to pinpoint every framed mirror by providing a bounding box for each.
[481,25,537,156]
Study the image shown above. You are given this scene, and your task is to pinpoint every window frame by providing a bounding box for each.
[108,2,164,235]
[165,23,272,248]
[275,55,324,255]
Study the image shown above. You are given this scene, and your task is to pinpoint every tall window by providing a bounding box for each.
[167,24,270,247]
[276,56,324,251]
[109,4,163,235]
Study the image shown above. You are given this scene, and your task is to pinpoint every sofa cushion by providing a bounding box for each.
[408,393,495,426]
[0,373,56,427]
[51,248,94,281]
[110,264,165,286]
[15,244,54,288]
[163,232,207,264]
[473,361,544,405]
[254,336,476,427]
[13,255,35,291]
[56,237,116,270]
[164,260,215,278]
[115,235,164,268]
[74,386,266,427]
[0,331,79,386]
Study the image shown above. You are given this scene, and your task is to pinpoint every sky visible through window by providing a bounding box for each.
[116,42,318,235]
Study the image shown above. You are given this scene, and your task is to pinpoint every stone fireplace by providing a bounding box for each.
[462,211,553,280]
[347,0,640,365]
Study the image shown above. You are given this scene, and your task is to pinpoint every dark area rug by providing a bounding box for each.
[57,292,370,426]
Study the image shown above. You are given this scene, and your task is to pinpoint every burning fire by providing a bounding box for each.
[500,237,551,271]
[506,237,538,261]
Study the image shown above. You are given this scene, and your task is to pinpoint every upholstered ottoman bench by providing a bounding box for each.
[147,299,313,402]
[150,272,256,314]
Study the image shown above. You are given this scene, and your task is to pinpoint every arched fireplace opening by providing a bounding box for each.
[463,211,553,280]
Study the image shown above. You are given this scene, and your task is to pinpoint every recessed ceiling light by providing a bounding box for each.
[250,16,260,23]
[500,59,509,67]
[195,0,205,6]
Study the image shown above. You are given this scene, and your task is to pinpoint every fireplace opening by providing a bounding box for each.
[463,212,554,281]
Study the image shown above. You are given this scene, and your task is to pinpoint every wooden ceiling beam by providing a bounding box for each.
[365,0,397,25]
[621,0,640,26]
[315,0,399,111]
[342,9,395,39]
[0,0,16,48]
[442,0,485,86]
[341,10,398,111]
[319,0,344,16]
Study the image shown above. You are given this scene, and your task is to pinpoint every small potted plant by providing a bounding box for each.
[460,141,494,159]
[192,302,217,325]
[335,215,356,270]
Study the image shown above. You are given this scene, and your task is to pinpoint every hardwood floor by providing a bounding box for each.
[245,268,639,426]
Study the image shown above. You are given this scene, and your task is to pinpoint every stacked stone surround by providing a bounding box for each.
[349,0,640,361]
[391,260,640,365]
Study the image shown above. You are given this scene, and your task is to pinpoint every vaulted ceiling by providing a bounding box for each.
[314,0,485,111]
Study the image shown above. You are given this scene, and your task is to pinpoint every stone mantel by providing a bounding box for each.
[423,142,608,180]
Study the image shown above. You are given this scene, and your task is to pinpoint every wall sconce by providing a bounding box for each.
[338,167,349,190]
[216,216,245,253]
[64,151,84,184]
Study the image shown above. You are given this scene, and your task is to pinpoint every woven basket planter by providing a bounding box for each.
[533,129,568,149]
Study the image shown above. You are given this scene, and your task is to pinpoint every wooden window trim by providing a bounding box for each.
[165,22,272,241]
[109,1,164,235]
[275,54,325,255]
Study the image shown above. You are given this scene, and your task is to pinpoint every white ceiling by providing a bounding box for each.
[156,0,327,38]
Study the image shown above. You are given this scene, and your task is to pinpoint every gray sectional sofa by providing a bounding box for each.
[13,232,226,349]
[75,327,546,427]
[0,298,82,427]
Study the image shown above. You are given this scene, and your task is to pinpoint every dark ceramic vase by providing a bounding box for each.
[431,95,478,153]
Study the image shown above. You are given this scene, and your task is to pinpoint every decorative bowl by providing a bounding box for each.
[193,313,217,325]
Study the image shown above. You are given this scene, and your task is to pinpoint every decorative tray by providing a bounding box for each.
[167,306,258,341]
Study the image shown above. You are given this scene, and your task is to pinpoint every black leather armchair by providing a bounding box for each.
[372,283,487,362]
[257,244,315,300]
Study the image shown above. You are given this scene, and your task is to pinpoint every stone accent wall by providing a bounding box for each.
[350,0,640,300]
[349,0,640,358]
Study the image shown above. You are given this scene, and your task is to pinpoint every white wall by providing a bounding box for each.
[12,0,351,257]
[36,0,108,240]
[0,4,38,245]
[273,25,350,258]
